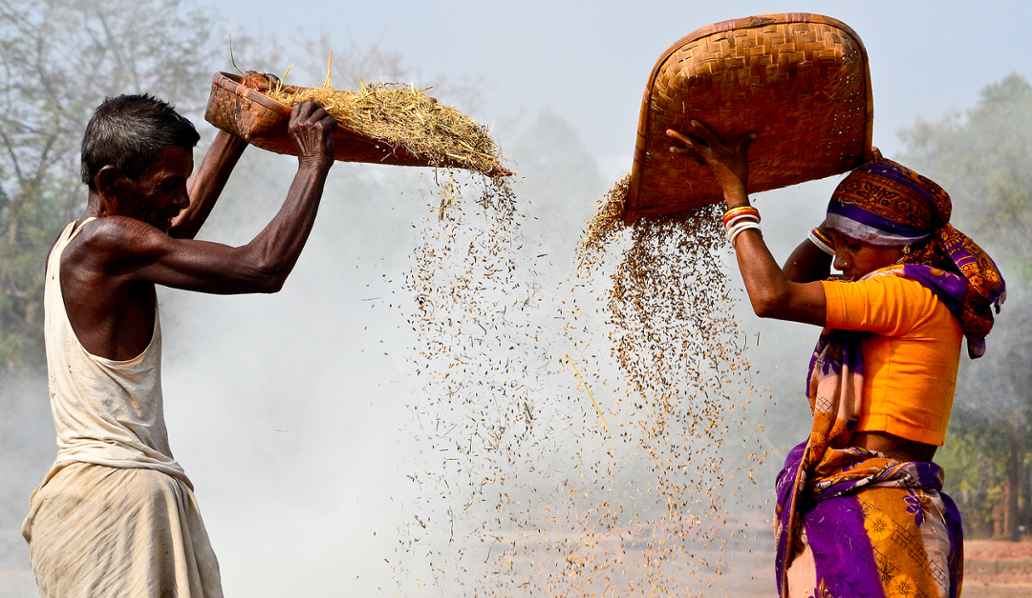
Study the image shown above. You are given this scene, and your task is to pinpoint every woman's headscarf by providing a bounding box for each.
[825,157,1006,358]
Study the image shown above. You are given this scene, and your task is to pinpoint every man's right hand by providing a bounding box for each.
[288,101,336,168]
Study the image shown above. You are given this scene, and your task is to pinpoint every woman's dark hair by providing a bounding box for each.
[80,94,200,190]
[902,236,963,277]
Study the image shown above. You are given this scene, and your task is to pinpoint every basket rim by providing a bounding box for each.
[625,12,875,224]
[211,71,293,116]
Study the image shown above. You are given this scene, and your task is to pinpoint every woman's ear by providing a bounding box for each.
[94,165,123,216]
[897,242,918,265]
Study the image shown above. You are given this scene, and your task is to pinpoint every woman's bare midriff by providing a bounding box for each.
[854,431,937,462]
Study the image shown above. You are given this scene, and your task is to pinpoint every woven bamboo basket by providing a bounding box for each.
[204,72,507,174]
[623,13,875,223]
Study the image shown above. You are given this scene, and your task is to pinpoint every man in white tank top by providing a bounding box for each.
[21,91,337,597]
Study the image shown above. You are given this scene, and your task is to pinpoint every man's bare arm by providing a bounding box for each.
[89,102,337,294]
[169,131,248,239]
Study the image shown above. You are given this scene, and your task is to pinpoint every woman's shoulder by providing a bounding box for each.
[868,266,961,332]
[823,266,957,334]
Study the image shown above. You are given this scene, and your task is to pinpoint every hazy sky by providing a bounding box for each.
[207,0,1032,175]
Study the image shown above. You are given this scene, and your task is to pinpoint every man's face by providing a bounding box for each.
[112,146,194,232]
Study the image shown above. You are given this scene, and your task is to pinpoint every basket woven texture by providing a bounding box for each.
[624,13,875,223]
[204,72,454,169]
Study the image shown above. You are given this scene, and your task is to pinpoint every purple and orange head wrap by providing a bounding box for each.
[825,157,1006,358]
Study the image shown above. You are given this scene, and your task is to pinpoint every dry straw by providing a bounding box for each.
[263,53,505,177]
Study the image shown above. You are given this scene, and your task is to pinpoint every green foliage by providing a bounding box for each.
[935,428,1007,535]
[900,74,1032,283]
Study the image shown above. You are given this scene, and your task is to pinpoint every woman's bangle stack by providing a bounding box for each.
[808,227,835,256]
[722,206,761,246]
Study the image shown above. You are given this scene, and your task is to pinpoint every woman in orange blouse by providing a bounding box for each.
[667,122,1006,598]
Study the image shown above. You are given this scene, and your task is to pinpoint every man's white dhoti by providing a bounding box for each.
[23,463,222,598]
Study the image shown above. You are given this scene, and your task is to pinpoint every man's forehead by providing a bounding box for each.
[151,146,193,177]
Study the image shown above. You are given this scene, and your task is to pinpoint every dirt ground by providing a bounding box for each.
[2,539,1031,596]
[717,538,1032,597]
[961,539,1032,597]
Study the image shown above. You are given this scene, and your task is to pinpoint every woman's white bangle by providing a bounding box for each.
[724,213,760,229]
[807,230,835,256]
[728,221,761,245]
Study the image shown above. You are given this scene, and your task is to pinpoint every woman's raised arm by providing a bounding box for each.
[666,122,827,326]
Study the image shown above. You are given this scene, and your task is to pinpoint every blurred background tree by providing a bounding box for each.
[901,73,1032,540]
[0,0,218,372]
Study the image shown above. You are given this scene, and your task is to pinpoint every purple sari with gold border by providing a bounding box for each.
[773,264,967,598]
